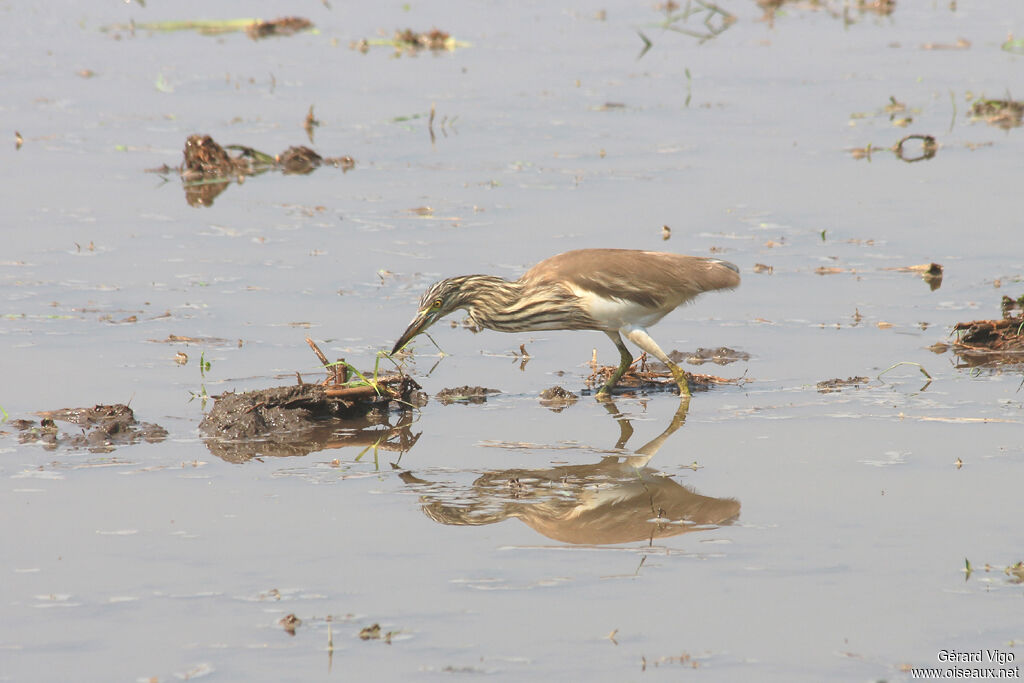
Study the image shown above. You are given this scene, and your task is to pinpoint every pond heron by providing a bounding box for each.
[391,249,740,396]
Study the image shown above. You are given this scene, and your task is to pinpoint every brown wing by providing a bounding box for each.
[520,249,739,309]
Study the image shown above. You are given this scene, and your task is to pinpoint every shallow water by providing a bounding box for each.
[3,1,1023,681]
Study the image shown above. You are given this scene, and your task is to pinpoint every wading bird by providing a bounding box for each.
[391,249,740,396]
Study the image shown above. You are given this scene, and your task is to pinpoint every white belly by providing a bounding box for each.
[568,285,672,331]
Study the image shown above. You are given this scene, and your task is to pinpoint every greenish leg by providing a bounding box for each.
[621,326,691,397]
[597,332,635,397]
[667,361,692,397]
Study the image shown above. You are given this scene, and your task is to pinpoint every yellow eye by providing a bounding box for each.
[431,298,443,309]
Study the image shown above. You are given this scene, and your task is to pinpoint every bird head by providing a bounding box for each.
[390,278,468,354]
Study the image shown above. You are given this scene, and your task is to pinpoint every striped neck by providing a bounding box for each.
[452,275,598,332]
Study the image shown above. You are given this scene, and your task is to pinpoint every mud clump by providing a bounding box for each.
[200,385,346,441]
[201,376,421,441]
[154,135,355,207]
[13,404,167,452]
[539,386,578,411]
[278,614,301,636]
[394,28,451,50]
[952,296,1024,367]
[817,376,870,393]
[277,146,323,175]
[435,386,500,405]
[183,134,240,176]
[198,338,424,460]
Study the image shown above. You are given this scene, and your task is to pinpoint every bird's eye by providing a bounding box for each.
[431,298,443,309]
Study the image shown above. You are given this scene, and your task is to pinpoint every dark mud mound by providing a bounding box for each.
[13,404,167,452]
[199,376,422,462]
[200,387,420,463]
[200,376,420,440]
[199,385,347,440]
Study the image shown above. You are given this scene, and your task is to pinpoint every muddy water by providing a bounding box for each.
[3,1,1024,681]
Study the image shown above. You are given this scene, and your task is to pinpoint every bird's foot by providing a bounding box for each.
[668,363,692,397]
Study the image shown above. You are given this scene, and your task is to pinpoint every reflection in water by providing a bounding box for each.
[399,398,740,545]
[203,410,419,464]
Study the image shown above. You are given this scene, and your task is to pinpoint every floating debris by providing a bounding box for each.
[357,623,398,643]
[538,386,578,411]
[246,17,313,39]
[850,134,938,163]
[303,105,319,143]
[102,17,313,39]
[952,297,1024,368]
[816,376,870,393]
[758,0,892,26]
[591,102,627,112]
[884,96,906,114]
[882,262,943,290]
[1001,294,1024,318]
[277,146,323,175]
[649,0,736,46]
[921,37,970,51]
[587,352,743,394]
[893,134,937,162]
[14,404,167,452]
[963,558,1024,584]
[435,386,500,405]
[970,97,1024,129]
[1003,35,1024,56]
[279,614,301,636]
[359,624,382,640]
[351,28,469,54]
[182,134,242,177]
[148,134,354,207]
[148,333,238,347]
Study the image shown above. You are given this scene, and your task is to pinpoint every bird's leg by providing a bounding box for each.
[596,331,635,397]
[622,395,691,468]
[622,326,691,397]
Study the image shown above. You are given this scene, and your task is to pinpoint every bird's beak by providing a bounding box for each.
[391,311,430,355]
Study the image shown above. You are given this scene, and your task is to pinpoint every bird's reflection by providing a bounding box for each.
[398,397,740,545]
